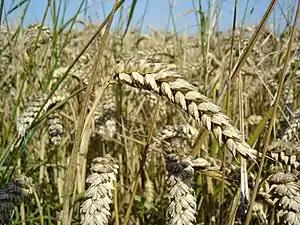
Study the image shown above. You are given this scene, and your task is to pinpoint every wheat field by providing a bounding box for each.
[1,0,300,224]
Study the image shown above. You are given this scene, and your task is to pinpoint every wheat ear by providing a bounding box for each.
[268,172,300,224]
[166,153,197,225]
[47,110,64,146]
[17,92,66,137]
[0,176,34,224]
[113,58,258,160]
[80,155,119,225]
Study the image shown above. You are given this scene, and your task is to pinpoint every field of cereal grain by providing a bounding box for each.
[1,1,300,224]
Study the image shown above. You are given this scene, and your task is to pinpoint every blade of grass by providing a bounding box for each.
[7,0,29,15]
[122,0,137,39]
[0,0,4,25]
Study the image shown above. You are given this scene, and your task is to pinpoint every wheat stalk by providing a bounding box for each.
[113,58,258,160]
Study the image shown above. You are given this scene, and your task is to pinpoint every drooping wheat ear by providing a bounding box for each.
[17,91,67,137]
[268,172,300,224]
[166,153,196,225]
[0,176,34,224]
[151,124,198,153]
[47,110,64,146]
[113,58,258,160]
[80,155,119,225]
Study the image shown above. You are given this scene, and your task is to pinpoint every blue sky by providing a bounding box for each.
[4,0,298,33]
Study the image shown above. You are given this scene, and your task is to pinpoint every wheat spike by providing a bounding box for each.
[268,172,300,224]
[113,58,258,160]
[80,155,119,225]
[47,110,64,146]
[166,154,197,225]
[94,93,116,139]
[0,176,34,224]
[17,92,66,137]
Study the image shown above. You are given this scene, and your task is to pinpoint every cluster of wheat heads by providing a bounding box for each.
[2,21,300,224]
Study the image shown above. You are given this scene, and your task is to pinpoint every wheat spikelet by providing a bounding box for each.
[166,153,196,225]
[80,155,119,225]
[0,176,34,224]
[113,58,258,160]
[17,92,66,137]
[47,110,64,146]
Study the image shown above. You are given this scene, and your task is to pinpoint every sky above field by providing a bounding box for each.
[4,0,297,33]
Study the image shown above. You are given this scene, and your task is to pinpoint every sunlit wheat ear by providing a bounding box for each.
[17,92,66,137]
[47,110,64,146]
[166,154,196,225]
[0,176,34,224]
[113,58,258,160]
[268,172,300,224]
[80,155,119,225]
